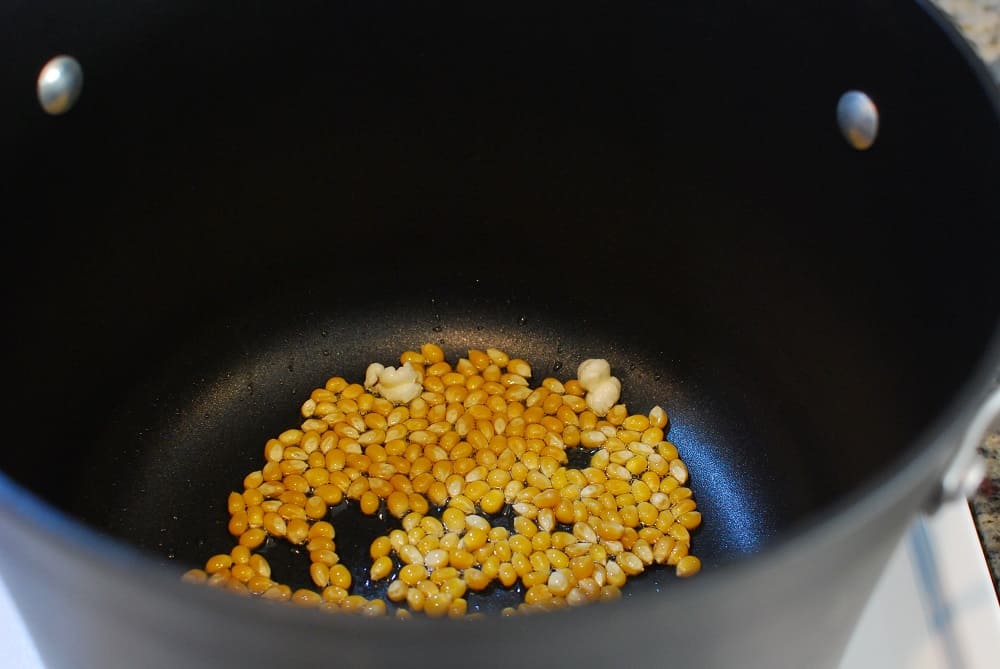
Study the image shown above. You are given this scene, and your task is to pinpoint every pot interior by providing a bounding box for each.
[1,0,998,612]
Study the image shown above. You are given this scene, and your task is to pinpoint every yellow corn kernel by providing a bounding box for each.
[329,564,352,589]
[478,489,506,515]
[370,556,394,581]
[494,562,516,588]
[285,518,309,545]
[423,592,452,619]
[310,562,330,588]
[460,528,487,552]
[228,511,249,537]
[386,580,408,603]
[463,568,490,591]
[247,574,273,594]
[204,554,233,574]
[399,564,428,586]
[238,528,267,549]
[676,555,701,578]
[291,589,322,607]
[339,595,367,612]
[678,511,702,530]
[359,490,380,515]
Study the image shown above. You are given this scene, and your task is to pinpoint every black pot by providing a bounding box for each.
[1,1,999,667]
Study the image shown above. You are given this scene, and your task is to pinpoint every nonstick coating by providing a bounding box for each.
[1,0,999,622]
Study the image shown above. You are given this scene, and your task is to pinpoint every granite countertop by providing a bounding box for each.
[932,0,1000,70]
[926,0,1000,592]
[975,433,1000,591]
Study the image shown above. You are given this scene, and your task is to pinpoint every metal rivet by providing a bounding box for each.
[836,90,879,150]
[37,55,84,116]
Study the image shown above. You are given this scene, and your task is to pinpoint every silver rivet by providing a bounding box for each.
[37,55,84,116]
[836,90,879,150]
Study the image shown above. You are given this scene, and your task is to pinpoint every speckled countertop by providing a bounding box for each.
[974,432,1000,591]
[927,0,1000,592]
[933,0,1000,68]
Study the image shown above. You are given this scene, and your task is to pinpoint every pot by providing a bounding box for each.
[1,1,999,667]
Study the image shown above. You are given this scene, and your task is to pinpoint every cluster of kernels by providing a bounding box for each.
[368,511,502,618]
[184,509,387,615]
[183,344,701,616]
